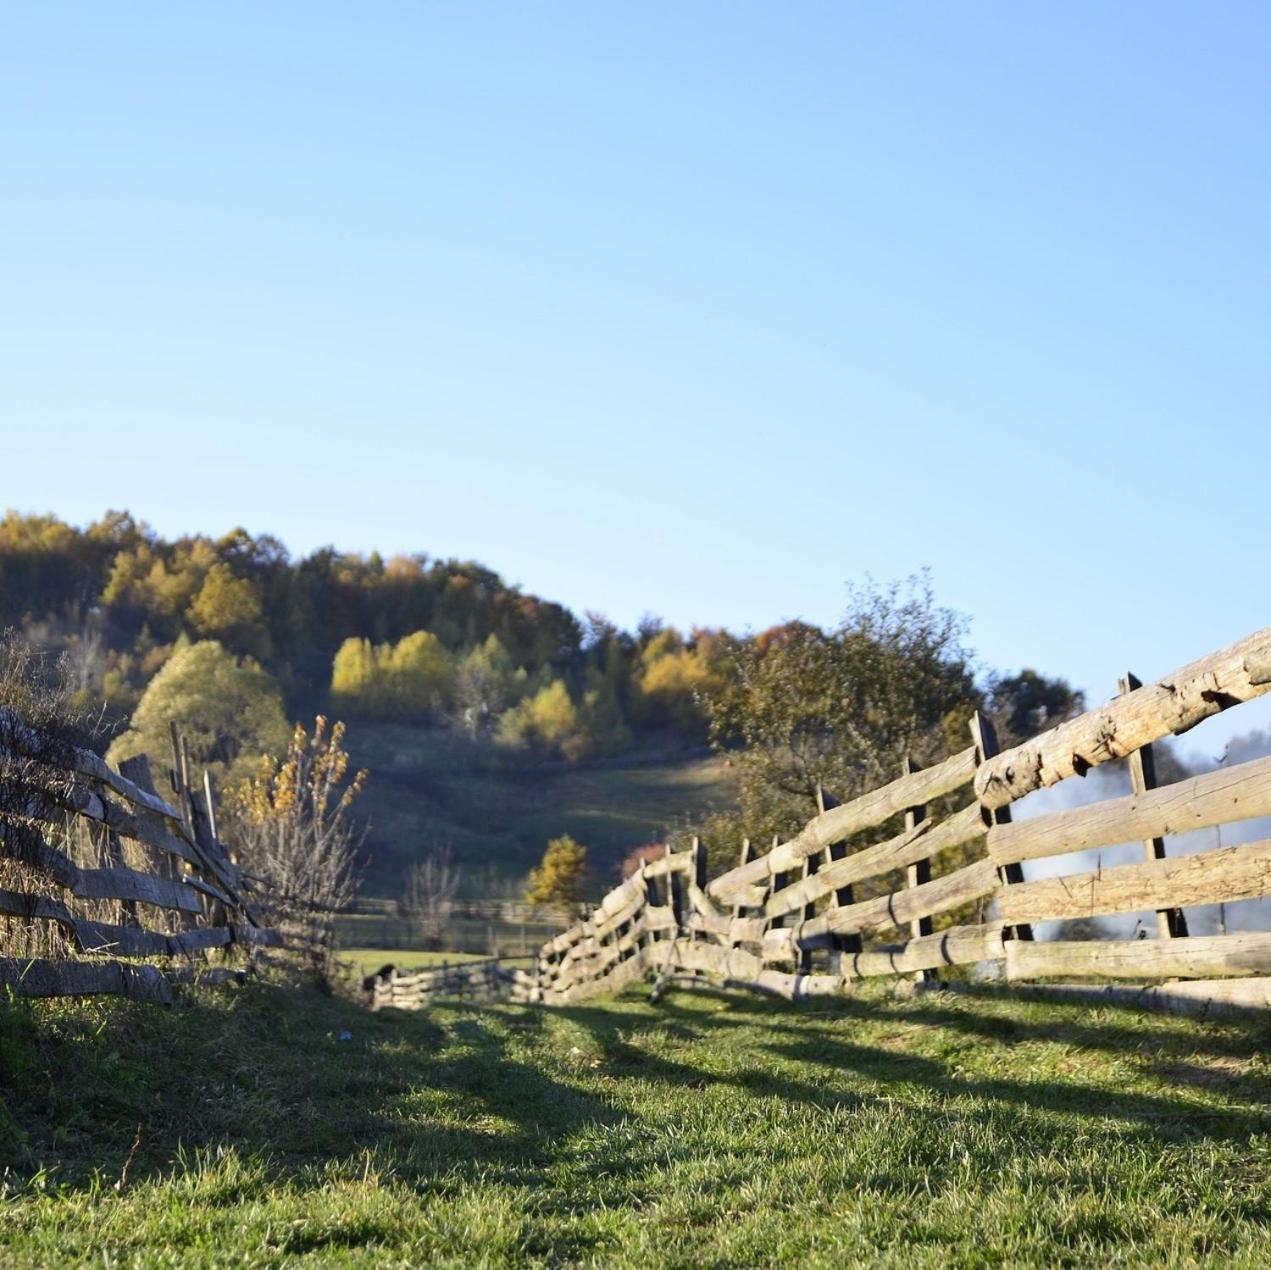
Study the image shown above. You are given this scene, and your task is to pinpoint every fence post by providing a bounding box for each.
[637,858,654,967]
[650,843,682,1004]
[1119,672,1189,939]
[969,711,1033,942]
[166,724,204,931]
[901,756,935,982]
[816,785,862,967]
[690,835,707,894]
[115,754,162,930]
[731,838,752,927]
[767,831,788,939]
[668,842,686,930]
[797,854,818,975]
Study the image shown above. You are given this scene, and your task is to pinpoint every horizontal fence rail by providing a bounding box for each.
[510,628,1271,1015]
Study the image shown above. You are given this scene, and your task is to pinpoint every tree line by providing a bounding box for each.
[3,510,1086,900]
[0,510,726,760]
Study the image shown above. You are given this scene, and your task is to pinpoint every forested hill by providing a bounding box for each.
[4,508,1094,897]
[0,509,724,763]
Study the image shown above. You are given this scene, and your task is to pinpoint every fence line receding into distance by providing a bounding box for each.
[498,628,1271,1014]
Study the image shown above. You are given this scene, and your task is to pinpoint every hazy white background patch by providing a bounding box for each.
[996,725,1271,939]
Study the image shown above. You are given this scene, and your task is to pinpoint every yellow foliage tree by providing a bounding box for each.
[188,562,269,656]
[106,639,290,783]
[330,637,381,714]
[524,834,587,908]
[330,630,455,719]
[496,678,579,754]
[637,629,723,730]
[388,630,454,716]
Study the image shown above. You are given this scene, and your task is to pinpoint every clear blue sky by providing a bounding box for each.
[3,2,1268,731]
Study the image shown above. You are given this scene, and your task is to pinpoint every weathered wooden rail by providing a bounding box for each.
[0,712,287,1002]
[511,628,1271,1014]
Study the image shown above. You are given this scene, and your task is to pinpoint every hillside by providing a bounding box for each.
[3,975,1268,1265]
[346,722,738,895]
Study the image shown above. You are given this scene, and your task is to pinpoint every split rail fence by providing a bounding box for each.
[0,715,288,1002]
[509,628,1271,1014]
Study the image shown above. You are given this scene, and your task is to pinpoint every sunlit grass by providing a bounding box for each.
[2,975,1268,1265]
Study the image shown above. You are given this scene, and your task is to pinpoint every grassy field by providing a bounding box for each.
[2,974,1268,1266]
[345,722,737,894]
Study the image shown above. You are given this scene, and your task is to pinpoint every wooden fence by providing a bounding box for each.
[362,957,516,1010]
[0,714,286,1002]
[510,628,1271,1014]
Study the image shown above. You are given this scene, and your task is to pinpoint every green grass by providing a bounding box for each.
[2,976,1269,1266]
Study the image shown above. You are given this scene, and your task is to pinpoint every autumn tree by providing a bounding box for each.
[107,639,291,783]
[388,630,454,716]
[700,576,979,844]
[497,678,579,755]
[571,668,631,761]
[634,626,725,733]
[452,634,526,737]
[329,630,455,719]
[188,562,269,657]
[330,637,379,713]
[524,834,588,908]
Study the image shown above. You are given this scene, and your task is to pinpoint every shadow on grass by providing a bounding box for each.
[553,985,1271,1145]
[616,979,1271,1068]
[0,978,620,1196]
[5,973,1269,1202]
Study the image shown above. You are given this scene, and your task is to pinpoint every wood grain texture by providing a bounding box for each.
[0,708,186,824]
[1006,933,1271,981]
[8,834,205,913]
[789,856,999,944]
[762,803,984,920]
[976,627,1271,809]
[997,839,1271,924]
[975,976,1271,1017]
[841,922,1008,980]
[988,752,1271,866]
[9,778,201,867]
[0,888,235,958]
[1118,670,1185,939]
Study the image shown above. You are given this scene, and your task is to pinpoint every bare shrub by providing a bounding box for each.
[397,849,461,948]
[225,717,367,954]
